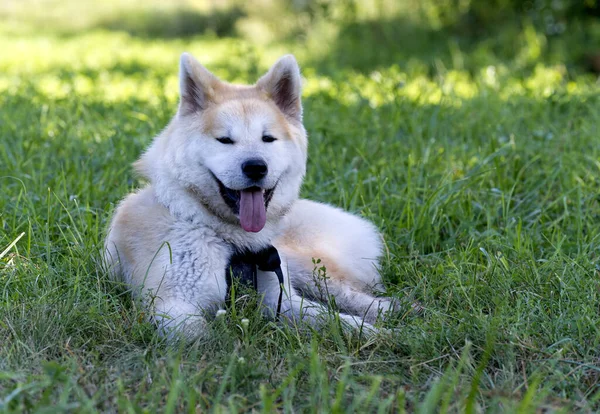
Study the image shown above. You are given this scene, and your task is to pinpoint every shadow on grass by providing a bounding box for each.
[309,15,598,76]
[309,16,451,75]
[94,7,245,38]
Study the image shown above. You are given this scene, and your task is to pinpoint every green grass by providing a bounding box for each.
[1,1,600,412]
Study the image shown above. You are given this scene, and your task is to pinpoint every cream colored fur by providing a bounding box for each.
[104,53,396,338]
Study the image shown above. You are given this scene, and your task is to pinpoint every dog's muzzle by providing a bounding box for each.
[211,173,276,233]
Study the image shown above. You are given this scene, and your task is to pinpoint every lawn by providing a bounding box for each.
[1,0,600,412]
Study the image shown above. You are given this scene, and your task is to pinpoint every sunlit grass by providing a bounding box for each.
[1,29,595,108]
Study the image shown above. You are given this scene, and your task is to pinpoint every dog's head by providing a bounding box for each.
[137,53,307,233]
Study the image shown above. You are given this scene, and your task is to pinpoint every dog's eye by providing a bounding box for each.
[262,135,277,143]
[216,137,234,144]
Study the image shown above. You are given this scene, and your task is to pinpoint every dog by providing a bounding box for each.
[103,53,399,338]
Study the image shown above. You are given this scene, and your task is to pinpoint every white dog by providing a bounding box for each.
[104,53,398,338]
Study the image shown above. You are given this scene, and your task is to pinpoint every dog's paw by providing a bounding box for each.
[409,300,424,315]
[368,297,424,323]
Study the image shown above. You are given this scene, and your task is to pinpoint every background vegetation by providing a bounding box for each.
[1,0,599,411]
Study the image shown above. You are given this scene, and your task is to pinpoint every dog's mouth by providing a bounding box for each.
[213,175,276,233]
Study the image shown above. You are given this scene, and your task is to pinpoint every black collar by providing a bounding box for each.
[225,245,284,315]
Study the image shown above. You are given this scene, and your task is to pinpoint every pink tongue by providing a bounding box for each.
[239,189,266,232]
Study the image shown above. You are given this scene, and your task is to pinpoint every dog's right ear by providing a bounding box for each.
[179,52,218,115]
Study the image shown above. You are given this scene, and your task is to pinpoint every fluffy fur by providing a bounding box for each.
[104,53,397,338]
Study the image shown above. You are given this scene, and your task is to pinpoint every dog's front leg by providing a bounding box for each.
[153,297,209,340]
[151,269,229,340]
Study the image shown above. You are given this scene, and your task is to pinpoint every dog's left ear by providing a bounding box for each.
[256,55,302,122]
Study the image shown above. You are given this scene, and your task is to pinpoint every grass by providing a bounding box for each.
[1,0,600,412]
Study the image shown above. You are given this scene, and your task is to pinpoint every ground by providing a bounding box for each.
[1,1,600,412]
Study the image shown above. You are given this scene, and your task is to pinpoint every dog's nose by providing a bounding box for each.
[242,159,268,181]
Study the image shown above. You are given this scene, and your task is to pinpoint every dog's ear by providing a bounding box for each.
[256,55,302,122]
[179,52,218,115]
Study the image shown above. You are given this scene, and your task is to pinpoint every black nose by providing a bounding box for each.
[242,159,268,181]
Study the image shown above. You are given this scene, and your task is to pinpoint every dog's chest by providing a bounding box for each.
[168,224,231,281]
